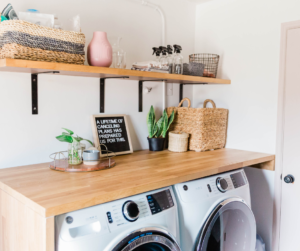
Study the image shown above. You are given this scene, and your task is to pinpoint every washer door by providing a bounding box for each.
[195,198,256,251]
[112,227,181,251]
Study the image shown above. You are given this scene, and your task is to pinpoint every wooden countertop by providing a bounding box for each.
[0,149,275,218]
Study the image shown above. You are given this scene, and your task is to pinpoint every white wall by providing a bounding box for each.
[194,0,300,249]
[0,0,196,168]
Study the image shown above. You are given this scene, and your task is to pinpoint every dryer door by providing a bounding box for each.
[112,227,181,251]
[195,198,256,251]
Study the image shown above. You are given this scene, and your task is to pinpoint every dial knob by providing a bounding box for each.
[284,175,295,184]
[122,200,140,222]
[216,177,228,193]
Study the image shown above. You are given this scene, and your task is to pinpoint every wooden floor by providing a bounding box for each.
[0,149,275,218]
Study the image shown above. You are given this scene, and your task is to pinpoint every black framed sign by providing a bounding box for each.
[91,114,133,156]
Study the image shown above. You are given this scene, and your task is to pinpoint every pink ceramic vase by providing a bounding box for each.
[87,31,113,67]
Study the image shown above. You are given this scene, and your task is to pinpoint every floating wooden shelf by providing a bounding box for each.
[0,59,231,114]
[0,58,231,84]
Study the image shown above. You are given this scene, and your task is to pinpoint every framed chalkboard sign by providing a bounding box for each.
[91,114,133,156]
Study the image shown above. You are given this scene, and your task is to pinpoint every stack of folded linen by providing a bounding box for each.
[131,61,169,73]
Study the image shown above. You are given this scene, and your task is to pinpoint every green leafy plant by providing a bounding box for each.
[56,128,93,165]
[56,128,93,145]
[147,106,175,138]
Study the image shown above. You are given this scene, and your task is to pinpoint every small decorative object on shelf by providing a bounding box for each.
[110,36,126,68]
[147,106,175,151]
[87,31,113,67]
[189,54,220,78]
[168,131,189,152]
[56,128,93,165]
[183,62,205,77]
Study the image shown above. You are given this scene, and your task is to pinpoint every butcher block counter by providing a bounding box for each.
[0,149,275,251]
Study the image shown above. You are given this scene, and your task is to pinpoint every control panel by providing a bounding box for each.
[101,187,175,232]
[146,189,174,215]
[230,171,247,188]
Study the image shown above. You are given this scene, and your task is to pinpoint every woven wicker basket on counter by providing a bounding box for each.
[0,20,85,64]
[167,98,228,152]
[168,131,189,152]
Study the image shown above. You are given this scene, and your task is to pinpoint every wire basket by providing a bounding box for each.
[189,54,220,78]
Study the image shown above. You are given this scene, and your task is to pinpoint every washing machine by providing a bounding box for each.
[173,168,256,251]
[56,186,181,251]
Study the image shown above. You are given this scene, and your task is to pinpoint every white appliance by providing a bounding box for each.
[56,186,181,251]
[173,168,256,251]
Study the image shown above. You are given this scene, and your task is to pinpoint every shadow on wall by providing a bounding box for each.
[244,167,275,251]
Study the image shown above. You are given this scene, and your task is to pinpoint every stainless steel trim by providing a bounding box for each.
[195,197,255,251]
[123,201,140,221]
[216,177,228,193]
[112,227,181,251]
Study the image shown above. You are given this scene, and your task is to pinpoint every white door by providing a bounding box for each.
[278,27,300,250]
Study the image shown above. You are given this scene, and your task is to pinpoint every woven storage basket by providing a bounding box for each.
[166,98,228,152]
[168,131,189,152]
[0,20,85,64]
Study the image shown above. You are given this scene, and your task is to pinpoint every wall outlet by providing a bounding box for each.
[167,83,173,96]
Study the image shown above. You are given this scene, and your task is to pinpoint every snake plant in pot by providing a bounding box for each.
[147,106,175,151]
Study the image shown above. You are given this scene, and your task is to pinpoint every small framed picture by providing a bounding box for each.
[91,114,133,156]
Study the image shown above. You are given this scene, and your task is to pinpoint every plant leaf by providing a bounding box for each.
[147,106,156,138]
[74,136,93,146]
[161,110,169,138]
[155,116,164,137]
[62,128,74,135]
[56,135,73,143]
[167,111,175,131]
[62,132,70,136]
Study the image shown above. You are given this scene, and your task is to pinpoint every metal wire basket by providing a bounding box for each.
[189,54,220,78]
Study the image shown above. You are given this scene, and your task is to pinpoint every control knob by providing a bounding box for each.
[122,200,140,222]
[216,177,228,193]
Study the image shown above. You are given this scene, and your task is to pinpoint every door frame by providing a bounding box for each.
[274,19,300,251]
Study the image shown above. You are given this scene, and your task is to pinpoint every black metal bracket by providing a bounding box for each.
[179,82,208,105]
[138,80,164,112]
[100,77,129,113]
[31,71,60,114]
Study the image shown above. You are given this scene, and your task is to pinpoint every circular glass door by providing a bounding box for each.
[196,198,256,251]
[112,228,181,251]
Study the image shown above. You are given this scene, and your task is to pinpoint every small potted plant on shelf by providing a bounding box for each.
[56,128,93,165]
[147,106,175,151]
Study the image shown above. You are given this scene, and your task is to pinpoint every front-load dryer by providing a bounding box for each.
[56,186,181,251]
[173,168,256,251]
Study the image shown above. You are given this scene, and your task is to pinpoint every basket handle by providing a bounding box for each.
[178,98,191,108]
[203,99,216,108]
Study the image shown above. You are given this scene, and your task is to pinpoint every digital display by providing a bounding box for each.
[146,189,174,215]
[230,172,246,188]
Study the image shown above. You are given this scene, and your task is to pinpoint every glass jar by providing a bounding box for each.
[68,141,83,165]
[110,36,125,68]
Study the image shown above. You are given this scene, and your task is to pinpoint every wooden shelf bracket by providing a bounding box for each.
[31,71,60,115]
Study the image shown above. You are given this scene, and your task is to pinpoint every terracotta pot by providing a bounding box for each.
[87,31,113,67]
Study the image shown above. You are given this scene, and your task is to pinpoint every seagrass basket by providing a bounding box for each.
[0,20,85,64]
[166,98,228,152]
[168,131,189,152]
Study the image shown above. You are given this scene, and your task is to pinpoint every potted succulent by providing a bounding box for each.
[147,106,175,151]
[56,128,93,165]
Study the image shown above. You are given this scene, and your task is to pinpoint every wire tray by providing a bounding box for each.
[49,145,116,172]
